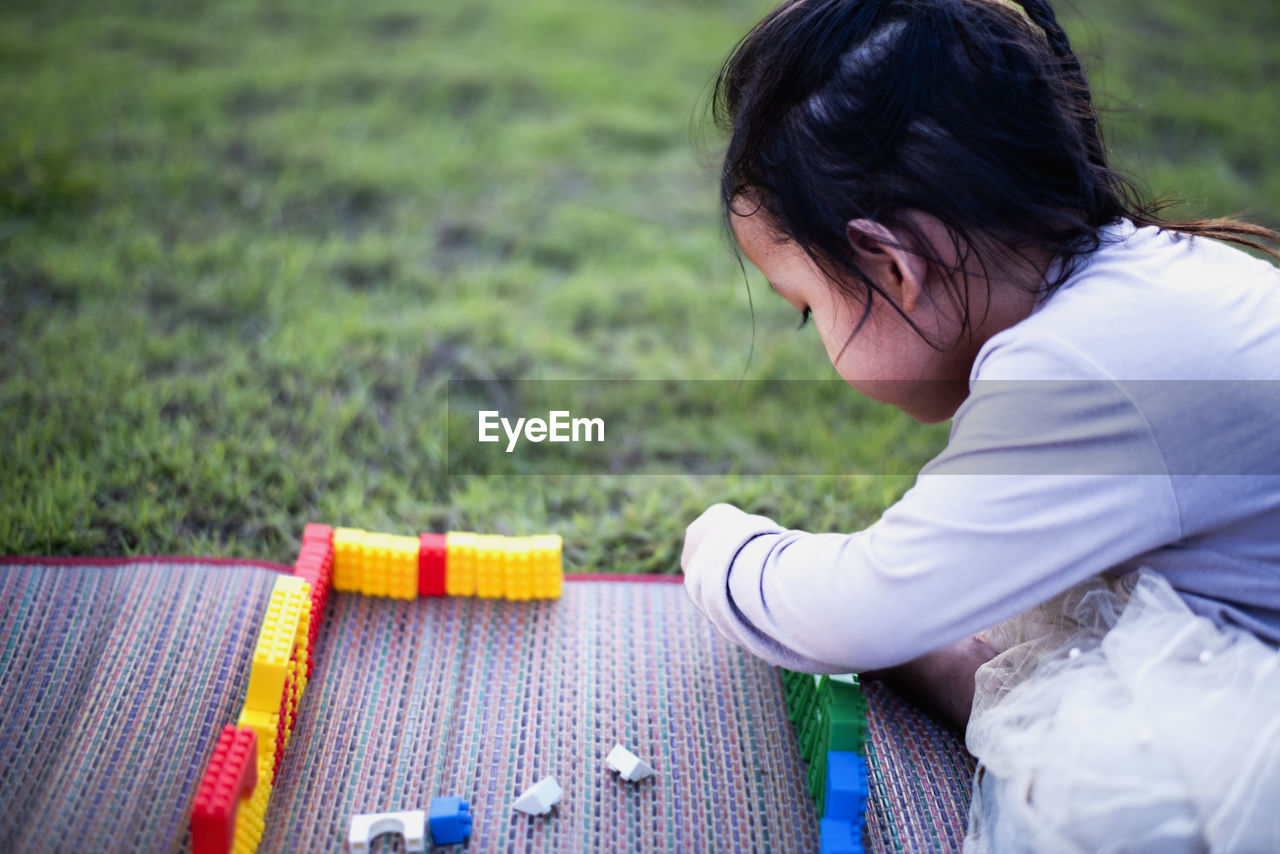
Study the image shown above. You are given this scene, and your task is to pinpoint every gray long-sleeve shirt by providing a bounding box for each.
[683,221,1280,673]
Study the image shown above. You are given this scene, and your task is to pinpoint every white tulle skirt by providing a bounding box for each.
[964,569,1280,853]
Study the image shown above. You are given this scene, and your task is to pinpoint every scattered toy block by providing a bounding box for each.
[190,726,257,854]
[605,744,655,782]
[512,775,562,815]
[819,817,864,854]
[332,527,365,591]
[348,809,427,854]
[428,796,473,846]
[445,532,477,597]
[418,533,447,597]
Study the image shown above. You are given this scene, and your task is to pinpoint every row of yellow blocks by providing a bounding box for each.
[234,575,313,852]
[331,528,563,600]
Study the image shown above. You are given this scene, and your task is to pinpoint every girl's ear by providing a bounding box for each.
[845,218,929,314]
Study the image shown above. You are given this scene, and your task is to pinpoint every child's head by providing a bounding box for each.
[714,0,1278,419]
[715,0,1118,349]
[714,0,1129,419]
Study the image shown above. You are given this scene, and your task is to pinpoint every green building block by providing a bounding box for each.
[824,679,868,754]
[779,668,869,811]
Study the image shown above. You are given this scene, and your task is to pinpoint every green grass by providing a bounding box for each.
[2,0,1277,567]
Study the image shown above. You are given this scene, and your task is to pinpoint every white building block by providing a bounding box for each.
[605,744,655,782]
[348,809,426,853]
[512,775,563,815]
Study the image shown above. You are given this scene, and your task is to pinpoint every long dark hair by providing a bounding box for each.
[712,0,1280,345]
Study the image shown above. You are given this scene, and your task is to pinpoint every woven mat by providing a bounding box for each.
[0,560,974,852]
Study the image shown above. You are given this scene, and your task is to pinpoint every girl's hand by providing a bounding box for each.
[680,502,758,573]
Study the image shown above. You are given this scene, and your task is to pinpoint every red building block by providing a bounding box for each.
[302,522,333,545]
[191,725,257,854]
[294,538,334,678]
[418,533,447,597]
[275,668,296,774]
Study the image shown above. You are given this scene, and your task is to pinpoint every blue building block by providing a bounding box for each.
[824,751,869,820]
[819,818,864,854]
[428,796,473,846]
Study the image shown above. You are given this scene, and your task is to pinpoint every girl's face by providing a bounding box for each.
[731,209,1004,423]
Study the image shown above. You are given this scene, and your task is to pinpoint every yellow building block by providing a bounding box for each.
[474,534,506,598]
[332,527,365,591]
[294,604,310,670]
[361,531,394,597]
[245,577,307,712]
[231,771,272,854]
[504,537,534,601]
[530,535,563,599]
[237,707,279,784]
[445,532,477,596]
[388,534,419,600]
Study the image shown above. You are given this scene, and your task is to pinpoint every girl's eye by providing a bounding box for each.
[796,307,812,330]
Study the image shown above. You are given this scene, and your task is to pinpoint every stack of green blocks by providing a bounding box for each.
[780,671,868,809]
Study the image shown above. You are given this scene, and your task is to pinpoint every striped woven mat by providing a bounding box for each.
[0,560,975,852]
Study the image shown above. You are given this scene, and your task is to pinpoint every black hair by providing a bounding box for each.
[713,0,1280,346]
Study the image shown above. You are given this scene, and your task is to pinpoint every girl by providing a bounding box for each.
[679,0,1280,850]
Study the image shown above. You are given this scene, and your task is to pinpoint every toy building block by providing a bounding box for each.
[245,577,307,712]
[277,667,295,762]
[302,522,333,545]
[824,752,869,820]
[295,537,333,571]
[332,527,365,591]
[605,745,655,782]
[294,545,332,592]
[819,818,865,854]
[473,534,506,598]
[418,533,447,597]
[808,742,828,805]
[428,796,473,845]
[191,726,257,854]
[361,531,393,598]
[779,669,869,812]
[294,540,332,676]
[348,809,427,854]
[237,707,279,783]
[529,534,563,599]
[445,532,477,596]
[503,538,534,601]
[824,677,868,753]
[232,771,272,854]
[292,567,325,676]
[387,534,419,599]
[512,775,562,815]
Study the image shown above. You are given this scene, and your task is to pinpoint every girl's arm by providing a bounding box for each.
[682,471,1178,674]
[681,368,1188,674]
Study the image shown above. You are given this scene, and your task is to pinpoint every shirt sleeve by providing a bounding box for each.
[682,335,1185,672]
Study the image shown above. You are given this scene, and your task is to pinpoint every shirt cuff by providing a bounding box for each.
[683,513,850,672]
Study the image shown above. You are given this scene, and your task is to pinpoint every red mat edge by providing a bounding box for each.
[0,555,683,584]
[0,554,293,571]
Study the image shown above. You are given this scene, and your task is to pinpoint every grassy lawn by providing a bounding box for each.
[2,0,1277,567]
